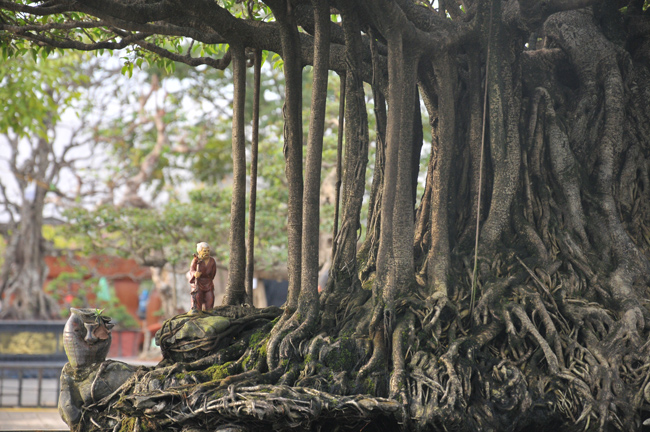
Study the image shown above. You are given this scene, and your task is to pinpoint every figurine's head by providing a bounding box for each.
[197,242,211,259]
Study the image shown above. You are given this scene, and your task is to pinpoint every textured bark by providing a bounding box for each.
[223,44,247,306]
[478,0,522,252]
[265,0,304,370]
[423,54,456,299]
[276,0,330,362]
[321,1,369,330]
[275,3,304,313]
[245,48,262,307]
[331,73,345,246]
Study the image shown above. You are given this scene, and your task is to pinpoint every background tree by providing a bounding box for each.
[1,0,650,430]
[0,52,101,319]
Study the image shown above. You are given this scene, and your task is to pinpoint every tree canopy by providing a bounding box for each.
[2,0,650,431]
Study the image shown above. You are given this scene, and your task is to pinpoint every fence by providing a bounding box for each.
[0,362,63,408]
[0,320,143,409]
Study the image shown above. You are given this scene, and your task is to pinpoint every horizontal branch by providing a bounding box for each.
[0,0,74,15]
[0,0,382,82]
[108,25,232,69]
[0,24,150,50]
[135,39,231,69]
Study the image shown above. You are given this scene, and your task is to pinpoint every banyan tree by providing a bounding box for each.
[2,0,650,430]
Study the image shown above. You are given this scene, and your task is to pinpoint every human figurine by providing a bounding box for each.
[187,242,217,314]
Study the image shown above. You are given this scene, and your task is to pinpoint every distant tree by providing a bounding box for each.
[0,52,101,319]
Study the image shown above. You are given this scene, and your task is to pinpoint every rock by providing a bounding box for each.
[173,315,231,342]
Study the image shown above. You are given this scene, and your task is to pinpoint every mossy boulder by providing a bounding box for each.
[155,312,233,362]
[171,315,231,342]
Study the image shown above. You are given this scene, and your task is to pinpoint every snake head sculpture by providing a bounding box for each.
[63,308,115,368]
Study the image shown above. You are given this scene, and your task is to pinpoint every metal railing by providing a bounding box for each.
[0,362,64,408]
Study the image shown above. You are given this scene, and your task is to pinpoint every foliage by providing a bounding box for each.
[63,62,356,274]
[45,268,139,329]
[0,50,105,319]
[0,52,90,138]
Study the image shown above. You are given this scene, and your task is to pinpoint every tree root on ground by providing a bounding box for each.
[72,258,650,432]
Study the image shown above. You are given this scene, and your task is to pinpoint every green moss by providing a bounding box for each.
[365,377,376,394]
[322,338,358,371]
[361,274,375,291]
[356,247,369,268]
[242,352,253,368]
[258,342,267,358]
[119,418,136,432]
[205,361,234,381]
[248,329,267,346]
[118,416,155,431]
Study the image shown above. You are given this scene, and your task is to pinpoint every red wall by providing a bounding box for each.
[45,255,151,326]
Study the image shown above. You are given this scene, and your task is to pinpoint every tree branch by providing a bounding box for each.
[135,39,232,69]
[0,24,150,50]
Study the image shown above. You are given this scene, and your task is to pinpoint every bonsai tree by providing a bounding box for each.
[1,0,650,430]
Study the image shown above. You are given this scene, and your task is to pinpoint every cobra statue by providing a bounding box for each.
[59,308,136,427]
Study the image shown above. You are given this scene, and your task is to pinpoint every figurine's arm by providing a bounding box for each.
[193,259,203,278]
[206,258,217,280]
[189,257,199,281]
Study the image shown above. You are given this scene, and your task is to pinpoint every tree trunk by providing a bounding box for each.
[321,1,370,330]
[223,44,248,306]
[276,0,331,362]
[245,48,262,307]
[0,193,52,319]
[265,0,305,370]
[1,135,60,320]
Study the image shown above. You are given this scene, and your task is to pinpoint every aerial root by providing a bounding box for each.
[389,316,411,402]
[509,304,560,373]
[422,291,457,337]
[134,384,401,430]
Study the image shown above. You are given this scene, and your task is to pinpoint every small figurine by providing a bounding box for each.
[187,242,217,314]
